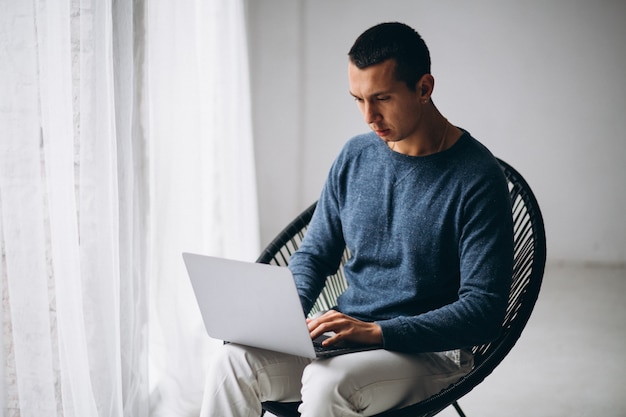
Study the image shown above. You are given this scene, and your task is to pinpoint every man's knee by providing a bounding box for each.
[209,345,312,404]
[208,344,257,382]
[300,360,361,407]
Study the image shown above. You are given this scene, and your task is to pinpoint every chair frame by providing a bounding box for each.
[256,158,547,417]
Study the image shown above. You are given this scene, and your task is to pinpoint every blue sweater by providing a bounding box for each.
[289,130,514,353]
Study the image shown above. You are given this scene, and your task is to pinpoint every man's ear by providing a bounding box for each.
[417,74,435,102]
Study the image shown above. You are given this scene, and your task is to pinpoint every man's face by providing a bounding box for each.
[348,59,423,145]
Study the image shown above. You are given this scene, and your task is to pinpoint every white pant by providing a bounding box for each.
[199,343,473,417]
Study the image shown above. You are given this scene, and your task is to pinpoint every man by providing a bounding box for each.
[200,22,513,417]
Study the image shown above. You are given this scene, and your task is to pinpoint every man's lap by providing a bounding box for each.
[214,343,472,412]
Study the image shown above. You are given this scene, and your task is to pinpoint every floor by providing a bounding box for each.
[436,262,626,417]
[268,262,626,417]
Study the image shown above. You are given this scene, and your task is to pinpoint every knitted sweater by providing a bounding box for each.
[288,130,514,354]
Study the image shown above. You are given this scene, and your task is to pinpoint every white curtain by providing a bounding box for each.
[0,0,258,416]
[146,0,259,416]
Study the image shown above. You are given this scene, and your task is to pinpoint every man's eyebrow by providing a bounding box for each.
[349,90,391,99]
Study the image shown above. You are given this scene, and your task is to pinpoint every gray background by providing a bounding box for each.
[245,0,626,266]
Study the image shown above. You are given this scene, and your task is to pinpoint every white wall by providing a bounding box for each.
[246,0,626,265]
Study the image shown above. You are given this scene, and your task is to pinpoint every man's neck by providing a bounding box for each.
[390,112,458,156]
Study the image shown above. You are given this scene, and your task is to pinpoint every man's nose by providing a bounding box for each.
[364,102,381,124]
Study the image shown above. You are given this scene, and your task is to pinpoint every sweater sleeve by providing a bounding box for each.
[378,164,514,353]
[288,157,346,315]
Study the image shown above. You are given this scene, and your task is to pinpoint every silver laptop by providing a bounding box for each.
[182,252,381,359]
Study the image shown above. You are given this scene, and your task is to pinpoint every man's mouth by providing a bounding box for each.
[374,128,390,137]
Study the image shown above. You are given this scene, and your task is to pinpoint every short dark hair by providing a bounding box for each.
[348,22,431,92]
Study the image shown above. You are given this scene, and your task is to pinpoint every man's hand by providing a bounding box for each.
[306,310,383,347]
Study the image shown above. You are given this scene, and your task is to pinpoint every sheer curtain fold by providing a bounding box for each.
[147,0,259,415]
[1,0,150,416]
[1,2,67,416]
[38,1,99,417]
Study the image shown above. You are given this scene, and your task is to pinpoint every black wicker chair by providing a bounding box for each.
[256,158,546,417]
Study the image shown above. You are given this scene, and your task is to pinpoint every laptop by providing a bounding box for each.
[182,252,381,359]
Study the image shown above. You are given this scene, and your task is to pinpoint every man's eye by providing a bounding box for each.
[353,97,364,103]
[377,96,390,101]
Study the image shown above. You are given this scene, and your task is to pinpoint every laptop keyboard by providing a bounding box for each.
[312,334,364,356]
